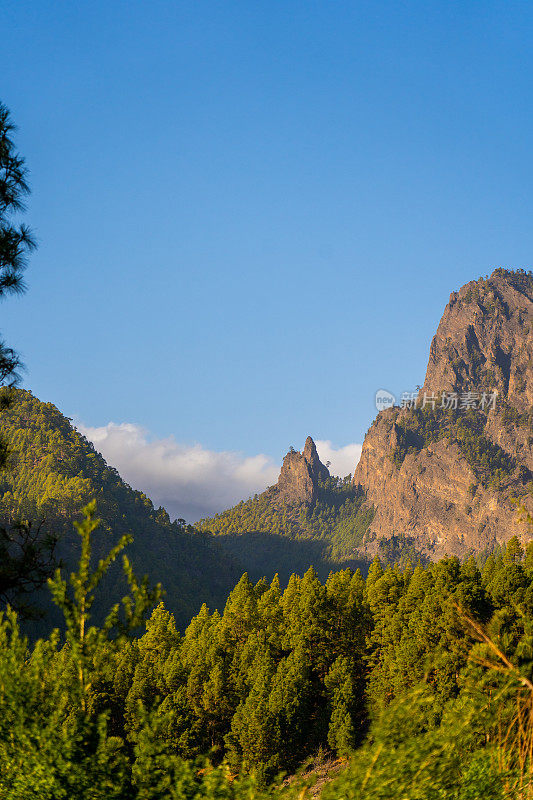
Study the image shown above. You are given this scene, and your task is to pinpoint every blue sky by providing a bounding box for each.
[2,1,533,517]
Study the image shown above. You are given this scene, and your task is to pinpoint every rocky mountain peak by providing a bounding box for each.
[422,268,533,410]
[303,435,330,484]
[303,435,319,461]
[352,269,533,560]
[276,437,329,505]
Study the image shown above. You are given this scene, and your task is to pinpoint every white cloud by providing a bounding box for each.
[315,440,362,479]
[77,422,279,523]
[77,422,362,523]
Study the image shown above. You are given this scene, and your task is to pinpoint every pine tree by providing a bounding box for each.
[124,603,179,739]
[0,101,36,387]
[324,655,358,755]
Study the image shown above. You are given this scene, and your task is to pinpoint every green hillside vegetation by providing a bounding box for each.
[198,475,376,580]
[0,389,242,628]
[4,503,533,798]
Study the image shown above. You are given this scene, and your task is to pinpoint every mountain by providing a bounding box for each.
[0,389,242,628]
[353,268,533,559]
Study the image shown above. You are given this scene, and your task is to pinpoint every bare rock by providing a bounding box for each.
[422,268,533,410]
[353,269,533,559]
[276,436,330,505]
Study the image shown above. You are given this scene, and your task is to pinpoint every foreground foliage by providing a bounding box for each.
[3,501,533,797]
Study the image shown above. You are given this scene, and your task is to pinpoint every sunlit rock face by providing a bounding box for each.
[276,436,330,505]
[353,269,533,560]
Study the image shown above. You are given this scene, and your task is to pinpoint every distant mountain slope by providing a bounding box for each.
[0,389,242,628]
[354,268,533,559]
[198,436,377,582]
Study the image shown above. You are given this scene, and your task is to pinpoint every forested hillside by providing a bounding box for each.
[198,438,426,583]
[0,389,242,628]
[198,472,374,582]
[100,534,533,783]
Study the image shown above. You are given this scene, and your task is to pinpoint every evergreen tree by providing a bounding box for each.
[0,103,58,616]
[0,101,35,387]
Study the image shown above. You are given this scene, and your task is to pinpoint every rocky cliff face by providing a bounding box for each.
[353,269,533,559]
[422,269,533,409]
[276,436,330,505]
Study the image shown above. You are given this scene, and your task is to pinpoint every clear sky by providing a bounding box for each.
[2,1,533,518]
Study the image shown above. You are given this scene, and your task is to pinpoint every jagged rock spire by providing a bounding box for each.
[276,436,330,505]
[303,436,330,484]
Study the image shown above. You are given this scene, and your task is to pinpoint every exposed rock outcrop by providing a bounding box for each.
[353,269,533,559]
[276,436,330,505]
[422,268,533,409]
